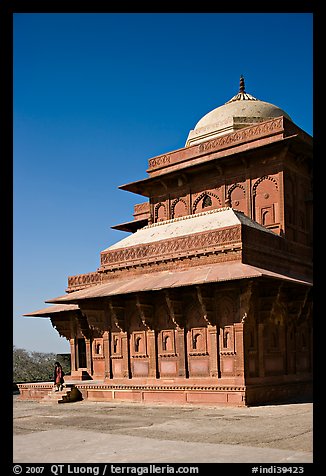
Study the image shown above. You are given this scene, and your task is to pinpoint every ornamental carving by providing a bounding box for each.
[68,271,102,289]
[100,226,241,268]
[192,191,221,213]
[227,183,246,199]
[252,175,278,196]
[171,198,187,219]
[196,286,215,326]
[165,290,184,329]
[81,309,106,335]
[50,317,72,340]
[154,202,167,222]
[198,117,283,153]
[148,154,171,169]
[136,295,154,330]
[109,300,127,332]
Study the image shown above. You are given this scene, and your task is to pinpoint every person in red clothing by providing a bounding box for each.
[53,361,65,392]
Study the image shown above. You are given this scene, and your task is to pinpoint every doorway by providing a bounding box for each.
[77,338,87,368]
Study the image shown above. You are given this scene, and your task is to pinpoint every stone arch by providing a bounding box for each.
[134,335,142,352]
[162,334,172,352]
[227,184,246,213]
[192,191,221,213]
[252,176,279,226]
[223,330,230,348]
[155,202,167,222]
[192,332,203,350]
[252,175,278,196]
[171,198,187,218]
[113,336,119,354]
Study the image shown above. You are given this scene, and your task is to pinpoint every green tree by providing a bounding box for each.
[13,346,57,382]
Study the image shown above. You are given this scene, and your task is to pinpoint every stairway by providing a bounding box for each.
[41,384,82,404]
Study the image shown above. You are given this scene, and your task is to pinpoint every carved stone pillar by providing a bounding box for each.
[146,330,158,378]
[207,325,219,378]
[165,290,187,377]
[258,323,265,377]
[85,338,92,375]
[108,298,130,378]
[234,322,245,379]
[103,331,111,379]
[136,294,157,378]
[176,328,187,377]
[121,333,131,378]
[196,286,217,378]
[70,338,77,372]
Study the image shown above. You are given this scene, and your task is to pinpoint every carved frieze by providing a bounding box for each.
[148,154,171,169]
[101,225,242,269]
[147,117,285,173]
[198,117,284,153]
[67,271,102,290]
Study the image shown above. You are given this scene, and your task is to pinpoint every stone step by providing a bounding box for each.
[41,385,82,404]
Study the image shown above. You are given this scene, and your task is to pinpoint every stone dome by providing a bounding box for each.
[185,76,292,147]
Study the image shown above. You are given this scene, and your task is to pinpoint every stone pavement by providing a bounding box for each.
[13,396,313,464]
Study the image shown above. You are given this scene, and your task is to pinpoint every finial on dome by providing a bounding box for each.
[225,75,257,104]
[239,75,245,94]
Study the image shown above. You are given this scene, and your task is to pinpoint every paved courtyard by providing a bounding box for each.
[13,395,313,464]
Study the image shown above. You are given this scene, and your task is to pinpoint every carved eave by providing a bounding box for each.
[78,300,110,335]
[23,304,80,317]
[23,304,91,340]
[111,217,148,233]
[118,176,156,197]
[38,311,80,341]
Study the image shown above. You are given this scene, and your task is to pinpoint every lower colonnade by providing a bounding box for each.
[20,278,312,406]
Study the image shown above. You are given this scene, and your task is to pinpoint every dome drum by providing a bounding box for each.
[185,77,292,147]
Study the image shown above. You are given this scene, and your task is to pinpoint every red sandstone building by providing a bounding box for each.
[21,77,313,405]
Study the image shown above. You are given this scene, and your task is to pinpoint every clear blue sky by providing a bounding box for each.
[13,13,313,354]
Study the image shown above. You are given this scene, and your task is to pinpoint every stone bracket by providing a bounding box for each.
[136,294,154,330]
[109,299,127,332]
[165,290,184,329]
[196,286,215,325]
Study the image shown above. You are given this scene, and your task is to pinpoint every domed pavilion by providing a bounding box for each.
[21,77,313,406]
